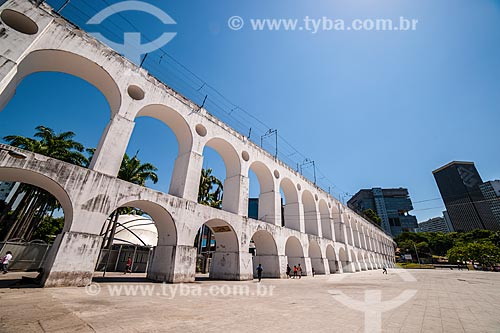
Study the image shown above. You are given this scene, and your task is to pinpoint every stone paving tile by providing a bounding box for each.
[0,270,499,332]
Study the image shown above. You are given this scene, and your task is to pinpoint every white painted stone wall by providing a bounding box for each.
[0,0,396,287]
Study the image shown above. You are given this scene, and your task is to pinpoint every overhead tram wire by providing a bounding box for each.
[54,0,351,200]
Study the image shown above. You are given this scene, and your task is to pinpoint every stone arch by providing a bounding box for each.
[202,138,242,214]
[302,190,318,236]
[350,249,360,272]
[338,246,350,272]
[345,215,354,245]
[308,239,325,274]
[280,178,300,231]
[285,236,306,275]
[135,104,193,155]
[325,245,338,274]
[110,199,177,281]
[358,251,367,271]
[198,218,241,280]
[250,229,280,278]
[319,199,332,240]
[0,49,121,116]
[113,199,177,246]
[248,161,276,224]
[352,220,360,248]
[0,166,73,232]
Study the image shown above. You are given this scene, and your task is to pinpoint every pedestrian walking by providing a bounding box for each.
[297,264,302,279]
[124,256,132,274]
[293,265,297,279]
[286,264,291,278]
[382,265,387,274]
[312,267,315,277]
[256,264,264,282]
[2,251,13,274]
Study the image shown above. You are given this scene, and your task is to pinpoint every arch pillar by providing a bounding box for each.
[169,150,203,201]
[257,190,280,225]
[253,254,287,278]
[90,114,135,177]
[210,251,253,280]
[147,245,197,283]
[222,174,249,216]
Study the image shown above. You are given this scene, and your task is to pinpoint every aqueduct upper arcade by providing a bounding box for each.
[0,0,395,287]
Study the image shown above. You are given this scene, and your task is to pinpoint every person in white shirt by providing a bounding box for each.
[2,251,13,274]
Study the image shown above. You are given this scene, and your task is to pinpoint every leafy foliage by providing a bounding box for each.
[198,168,223,208]
[362,209,382,226]
[395,230,500,266]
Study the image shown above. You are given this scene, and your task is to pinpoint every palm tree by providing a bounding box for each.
[1,126,88,241]
[195,168,224,266]
[103,152,159,250]
[198,168,223,209]
[118,153,159,186]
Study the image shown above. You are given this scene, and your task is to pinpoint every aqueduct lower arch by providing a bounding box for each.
[0,0,395,287]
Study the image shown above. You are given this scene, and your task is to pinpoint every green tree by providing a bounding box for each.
[197,168,223,209]
[103,153,159,249]
[117,153,159,186]
[1,126,88,241]
[447,241,500,267]
[363,209,381,226]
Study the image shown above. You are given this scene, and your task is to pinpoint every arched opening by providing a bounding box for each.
[116,104,193,195]
[359,251,367,271]
[250,230,280,278]
[345,216,354,246]
[193,219,240,280]
[319,200,332,239]
[202,138,241,215]
[326,245,338,274]
[285,236,306,276]
[302,191,319,236]
[95,200,176,282]
[352,220,361,248]
[0,50,121,116]
[0,51,115,194]
[280,178,300,231]
[308,239,325,274]
[350,249,360,272]
[338,247,350,273]
[333,204,344,243]
[360,226,367,249]
[247,161,276,224]
[0,167,72,277]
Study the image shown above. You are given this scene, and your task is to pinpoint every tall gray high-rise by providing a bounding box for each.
[347,187,418,237]
[433,161,499,232]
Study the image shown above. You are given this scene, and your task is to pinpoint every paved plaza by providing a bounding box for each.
[0,269,499,332]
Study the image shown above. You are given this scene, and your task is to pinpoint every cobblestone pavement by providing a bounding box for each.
[0,269,499,332]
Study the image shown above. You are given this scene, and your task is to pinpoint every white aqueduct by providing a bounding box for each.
[0,0,395,287]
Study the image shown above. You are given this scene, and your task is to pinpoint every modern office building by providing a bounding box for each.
[347,187,418,237]
[433,161,500,232]
[479,180,500,228]
[417,214,454,233]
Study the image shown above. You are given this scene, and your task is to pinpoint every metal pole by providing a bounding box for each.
[274,129,278,158]
[131,245,138,273]
[114,244,122,272]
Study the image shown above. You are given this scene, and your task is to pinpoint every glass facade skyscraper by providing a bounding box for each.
[347,187,418,237]
[433,161,499,232]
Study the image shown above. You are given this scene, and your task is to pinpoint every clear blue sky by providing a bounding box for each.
[1,0,499,222]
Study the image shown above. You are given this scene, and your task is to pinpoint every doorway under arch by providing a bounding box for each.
[250,229,280,278]
[285,236,306,276]
[308,239,325,274]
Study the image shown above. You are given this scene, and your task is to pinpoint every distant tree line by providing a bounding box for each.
[395,230,500,268]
